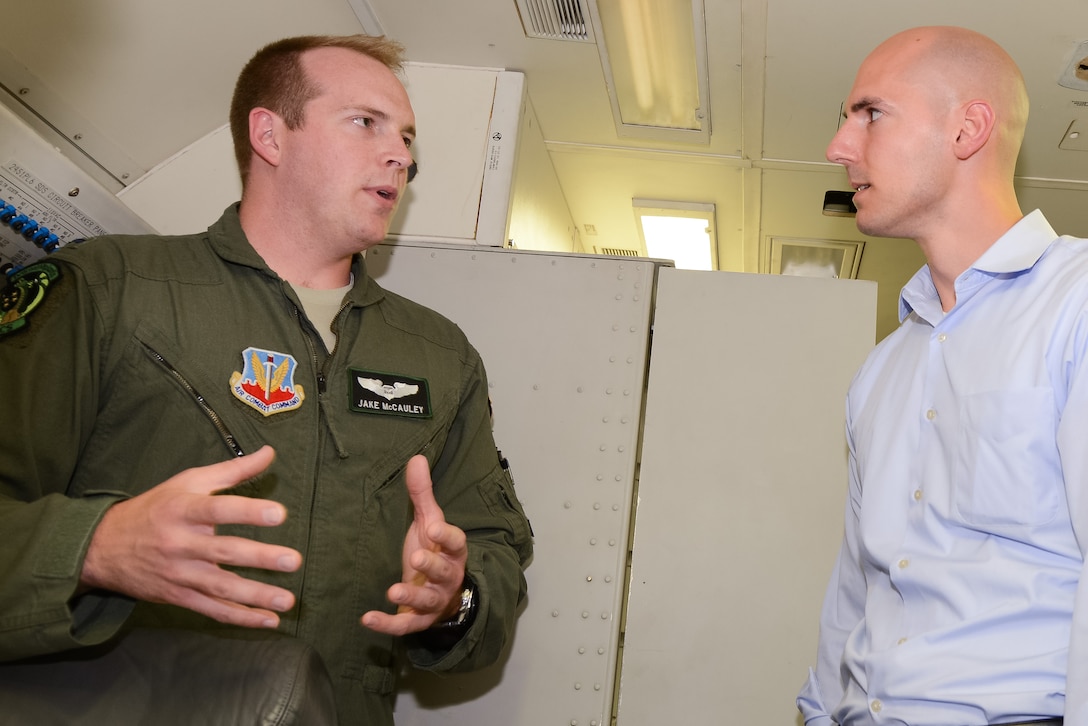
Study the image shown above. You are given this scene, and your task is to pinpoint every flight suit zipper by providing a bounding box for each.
[142,343,245,457]
[290,298,349,633]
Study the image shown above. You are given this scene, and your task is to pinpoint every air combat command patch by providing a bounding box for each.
[0,262,60,337]
[229,347,305,416]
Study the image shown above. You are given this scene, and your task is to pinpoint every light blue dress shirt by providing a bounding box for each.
[798,211,1088,726]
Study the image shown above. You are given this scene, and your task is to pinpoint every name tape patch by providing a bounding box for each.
[350,368,432,418]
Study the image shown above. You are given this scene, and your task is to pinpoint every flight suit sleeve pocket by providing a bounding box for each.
[476,463,534,563]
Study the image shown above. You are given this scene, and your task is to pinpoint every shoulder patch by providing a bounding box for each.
[0,262,60,337]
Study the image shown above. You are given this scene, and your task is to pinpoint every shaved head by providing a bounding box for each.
[864,26,1029,169]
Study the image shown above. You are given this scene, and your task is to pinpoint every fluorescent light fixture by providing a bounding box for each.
[765,237,865,279]
[633,199,716,270]
[589,0,711,143]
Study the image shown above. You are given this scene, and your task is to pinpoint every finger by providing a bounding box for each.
[176,588,288,630]
[360,608,430,637]
[422,520,468,558]
[172,564,297,617]
[201,535,302,573]
[187,445,277,497]
[405,454,444,525]
[194,493,289,529]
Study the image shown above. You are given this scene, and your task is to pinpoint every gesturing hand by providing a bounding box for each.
[360,454,469,636]
[80,445,302,629]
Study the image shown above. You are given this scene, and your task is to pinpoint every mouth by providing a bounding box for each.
[853,184,870,192]
[374,186,399,203]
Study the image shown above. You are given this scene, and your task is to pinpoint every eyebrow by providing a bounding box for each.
[843,96,883,118]
[346,105,416,137]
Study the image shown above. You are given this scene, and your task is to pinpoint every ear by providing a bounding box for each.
[953,100,995,161]
[249,108,282,168]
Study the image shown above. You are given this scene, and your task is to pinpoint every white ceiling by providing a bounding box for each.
[4,0,1088,338]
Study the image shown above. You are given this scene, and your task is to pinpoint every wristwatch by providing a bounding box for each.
[432,576,478,630]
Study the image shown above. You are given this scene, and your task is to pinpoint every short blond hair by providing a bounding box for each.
[229,35,406,187]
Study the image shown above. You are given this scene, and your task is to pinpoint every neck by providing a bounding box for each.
[916,195,1022,312]
[239,196,355,290]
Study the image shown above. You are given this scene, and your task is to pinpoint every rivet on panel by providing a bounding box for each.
[552,610,560,617]
[606,388,613,395]
[574,682,583,690]
[618,445,626,453]
[586,575,593,582]
[564,501,572,509]
[599,444,607,452]
[597,648,605,655]
[589,538,597,545]
[593,502,601,510]
[581,611,589,619]
[577,386,584,393]
[605,575,613,582]
[596,474,603,481]
[608,540,616,547]
[600,612,609,620]
[578,647,586,654]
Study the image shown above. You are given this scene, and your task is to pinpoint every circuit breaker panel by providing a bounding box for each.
[0,103,154,273]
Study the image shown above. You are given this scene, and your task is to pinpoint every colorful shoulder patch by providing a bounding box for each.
[229,347,305,416]
[0,262,60,337]
[350,368,432,418]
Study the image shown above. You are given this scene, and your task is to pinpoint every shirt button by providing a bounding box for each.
[897,637,908,645]
[898,558,910,569]
[925,409,937,420]
[937,333,947,343]
[913,489,923,501]
[871,699,883,713]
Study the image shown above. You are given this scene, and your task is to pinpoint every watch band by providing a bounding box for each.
[431,576,477,630]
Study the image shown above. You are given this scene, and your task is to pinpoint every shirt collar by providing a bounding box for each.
[898,209,1058,322]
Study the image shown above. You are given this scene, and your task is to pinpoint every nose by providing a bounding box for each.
[384,136,412,171]
[826,123,854,166]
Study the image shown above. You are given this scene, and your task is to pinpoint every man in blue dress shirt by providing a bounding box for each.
[798,25,1088,726]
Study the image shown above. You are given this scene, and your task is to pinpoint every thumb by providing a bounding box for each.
[405,454,443,525]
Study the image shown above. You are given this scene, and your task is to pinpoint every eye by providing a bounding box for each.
[402,136,413,150]
[352,116,373,128]
[869,108,884,122]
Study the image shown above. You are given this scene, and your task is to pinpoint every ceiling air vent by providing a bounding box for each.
[514,0,595,42]
[598,246,640,258]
